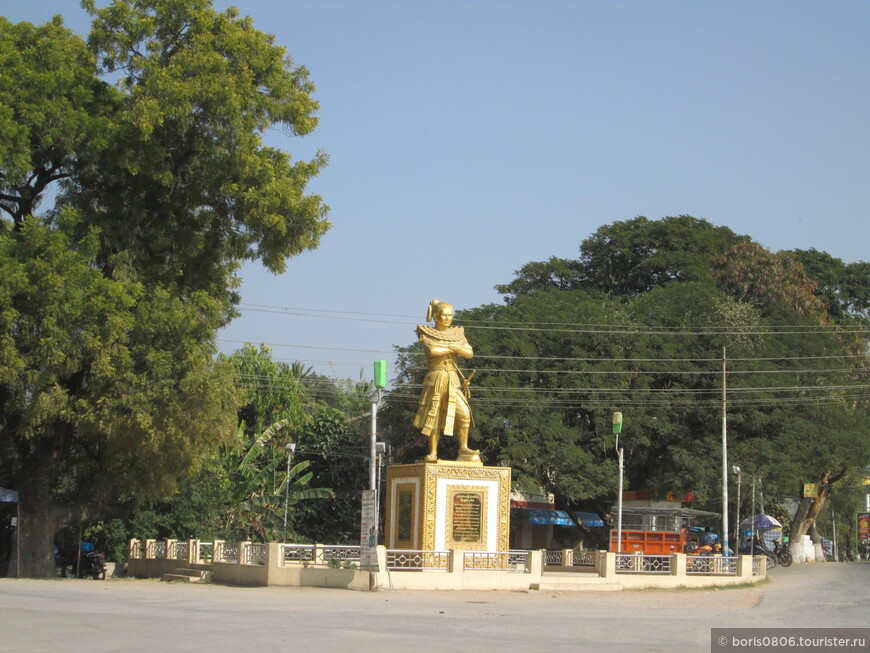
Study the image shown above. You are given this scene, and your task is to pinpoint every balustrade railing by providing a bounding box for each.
[322,545,360,566]
[615,553,672,574]
[386,549,449,570]
[245,543,267,566]
[686,555,736,575]
[464,550,528,572]
[173,541,189,560]
[127,538,760,581]
[220,542,239,563]
[752,555,764,576]
[282,544,316,564]
[199,542,213,563]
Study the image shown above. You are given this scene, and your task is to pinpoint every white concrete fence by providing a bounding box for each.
[127,539,765,591]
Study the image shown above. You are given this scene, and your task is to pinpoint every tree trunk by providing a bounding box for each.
[808,525,826,562]
[11,474,62,578]
[788,469,846,563]
[6,420,71,578]
[8,486,131,578]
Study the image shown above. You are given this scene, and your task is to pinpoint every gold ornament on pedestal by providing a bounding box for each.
[413,299,480,463]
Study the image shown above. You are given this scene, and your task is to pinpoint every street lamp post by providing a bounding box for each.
[750,473,757,557]
[613,412,624,553]
[282,442,296,543]
[371,360,386,494]
[733,466,742,554]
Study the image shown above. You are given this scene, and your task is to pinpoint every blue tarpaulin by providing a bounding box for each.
[740,514,782,532]
[0,487,19,503]
[520,508,575,526]
[573,511,605,527]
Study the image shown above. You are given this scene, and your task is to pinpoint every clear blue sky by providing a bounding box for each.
[7,1,870,382]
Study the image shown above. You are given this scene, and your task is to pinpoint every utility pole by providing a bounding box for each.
[282,442,296,543]
[371,360,387,492]
[722,347,730,555]
[613,412,624,553]
[360,361,387,571]
[750,473,757,556]
[733,466,742,554]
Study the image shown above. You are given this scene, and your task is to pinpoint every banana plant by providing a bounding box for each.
[220,421,332,541]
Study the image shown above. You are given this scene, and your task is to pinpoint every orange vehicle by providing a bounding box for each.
[609,507,720,554]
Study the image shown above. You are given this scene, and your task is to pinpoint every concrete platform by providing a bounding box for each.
[530,572,623,591]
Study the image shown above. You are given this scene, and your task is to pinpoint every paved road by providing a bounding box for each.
[1,563,867,653]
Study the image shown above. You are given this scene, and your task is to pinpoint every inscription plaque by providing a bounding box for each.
[447,488,487,547]
[452,492,482,542]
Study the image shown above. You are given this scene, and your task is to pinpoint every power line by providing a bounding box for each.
[391,381,870,399]
[398,366,870,376]
[464,324,870,336]
[222,343,869,368]
[234,375,869,408]
[381,391,870,410]
[235,303,870,335]
[394,383,870,395]
[473,353,870,363]
[236,370,868,392]
[218,338,395,355]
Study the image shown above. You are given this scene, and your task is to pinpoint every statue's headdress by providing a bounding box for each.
[426,298,443,323]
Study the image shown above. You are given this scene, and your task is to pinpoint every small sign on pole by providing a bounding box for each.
[359,489,379,570]
[374,360,387,389]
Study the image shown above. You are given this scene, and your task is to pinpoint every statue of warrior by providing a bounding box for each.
[413,299,479,463]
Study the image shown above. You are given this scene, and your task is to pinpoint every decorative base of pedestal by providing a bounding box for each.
[385,462,511,552]
[435,459,483,467]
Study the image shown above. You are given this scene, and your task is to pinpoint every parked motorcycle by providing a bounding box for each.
[772,539,793,567]
[749,534,778,569]
[749,536,792,569]
[60,542,107,580]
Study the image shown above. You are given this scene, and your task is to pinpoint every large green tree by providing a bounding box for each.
[0,1,329,576]
[384,216,870,557]
[496,215,746,300]
[789,248,870,322]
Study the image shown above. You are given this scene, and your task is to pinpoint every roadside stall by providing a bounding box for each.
[738,513,783,553]
[610,506,721,554]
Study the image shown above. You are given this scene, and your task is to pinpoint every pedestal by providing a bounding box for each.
[385,461,511,552]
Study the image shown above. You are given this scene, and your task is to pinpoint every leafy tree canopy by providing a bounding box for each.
[789,248,870,322]
[0,1,329,576]
[496,215,746,300]
[386,216,870,548]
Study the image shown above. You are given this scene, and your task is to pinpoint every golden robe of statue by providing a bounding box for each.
[413,299,479,463]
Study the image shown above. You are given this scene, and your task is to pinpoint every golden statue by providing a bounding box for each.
[413,299,480,463]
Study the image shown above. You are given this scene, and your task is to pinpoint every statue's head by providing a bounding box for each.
[427,299,454,329]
